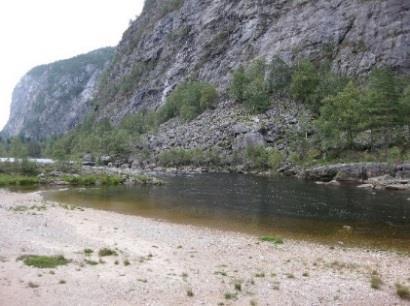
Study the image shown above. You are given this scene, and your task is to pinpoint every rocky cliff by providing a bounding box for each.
[95,0,410,123]
[3,0,409,148]
[2,48,114,140]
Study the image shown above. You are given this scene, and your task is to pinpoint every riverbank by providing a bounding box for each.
[0,190,409,305]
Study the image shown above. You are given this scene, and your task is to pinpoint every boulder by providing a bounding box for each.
[82,153,95,166]
[100,155,112,166]
[231,123,251,136]
[395,164,410,178]
[304,163,394,182]
[233,132,265,151]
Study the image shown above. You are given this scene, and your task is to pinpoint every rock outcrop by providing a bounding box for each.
[2,48,114,140]
[2,0,410,170]
[95,0,410,123]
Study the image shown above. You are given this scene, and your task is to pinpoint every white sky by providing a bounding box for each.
[0,0,144,130]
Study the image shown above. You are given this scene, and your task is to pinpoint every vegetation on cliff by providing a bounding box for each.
[2,56,409,172]
[229,58,410,166]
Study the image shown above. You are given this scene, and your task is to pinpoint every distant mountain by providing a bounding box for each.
[2,47,114,140]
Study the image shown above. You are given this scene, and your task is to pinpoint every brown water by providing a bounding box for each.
[45,173,410,252]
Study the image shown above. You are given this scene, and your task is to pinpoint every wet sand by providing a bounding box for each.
[0,190,409,305]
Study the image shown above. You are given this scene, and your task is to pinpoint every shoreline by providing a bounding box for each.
[1,190,410,305]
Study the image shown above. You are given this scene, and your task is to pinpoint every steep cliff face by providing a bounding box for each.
[2,48,114,140]
[95,0,409,123]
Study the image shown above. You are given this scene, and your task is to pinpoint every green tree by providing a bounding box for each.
[161,81,218,122]
[9,138,28,158]
[229,65,248,103]
[312,64,349,113]
[317,81,364,149]
[364,68,401,148]
[290,60,320,109]
[243,78,271,114]
[266,56,292,95]
[398,85,410,140]
[366,68,400,128]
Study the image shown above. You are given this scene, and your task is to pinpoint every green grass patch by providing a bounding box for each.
[19,255,69,269]
[260,235,284,245]
[63,174,124,186]
[0,174,39,186]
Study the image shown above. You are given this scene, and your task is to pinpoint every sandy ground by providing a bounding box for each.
[0,190,409,306]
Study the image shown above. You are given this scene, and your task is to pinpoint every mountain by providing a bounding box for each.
[93,0,409,123]
[2,47,114,140]
[2,0,409,161]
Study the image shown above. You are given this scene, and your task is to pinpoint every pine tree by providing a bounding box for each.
[290,60,320,110]
[318,81,364,148]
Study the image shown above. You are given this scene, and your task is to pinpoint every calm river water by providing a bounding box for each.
[45,173,410,251]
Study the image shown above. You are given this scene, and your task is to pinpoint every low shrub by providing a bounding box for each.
[19,255,69,268]
[158,81,218,122]
[245,146,283,170]
[0,174,39,186]
[98,248,118,257]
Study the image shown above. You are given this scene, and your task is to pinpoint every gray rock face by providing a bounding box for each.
[131,101,303,170]
[96,0,410,123]
[2,48,114,140]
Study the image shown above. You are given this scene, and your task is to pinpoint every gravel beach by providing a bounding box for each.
[0,190,409,306]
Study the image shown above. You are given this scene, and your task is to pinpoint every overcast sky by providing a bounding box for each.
[0,0,144,130]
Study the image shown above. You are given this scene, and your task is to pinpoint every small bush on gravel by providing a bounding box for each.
[19,255,69,268]
[370,274,383,289]
[98,248,118,257]
[84,249,93,256]
[396,283,410,300]
[84,259,98,265]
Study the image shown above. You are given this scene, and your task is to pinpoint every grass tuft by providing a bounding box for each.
[224,292,237,300]
[260,236,284,245]
[370,275,382,289]
[98,248,118,257]
[84,249,93,256]
[84,259,98,265]
[396,283,410,300]
[19,255,69,269]
[187,288,194,297]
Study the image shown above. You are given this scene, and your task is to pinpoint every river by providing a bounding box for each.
[45,173,410,251]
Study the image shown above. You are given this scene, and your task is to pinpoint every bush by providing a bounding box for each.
[20,159,40,176]
[229,60,272,113]
[245,146,283,170]
[0,174,39,186]
[158,149,195,167]
[19,255,69,268]
[243,78,271,114]
[266,56,292,95]
[160,81,218,122]
[290,60,320,108]
[229,66,248,103]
